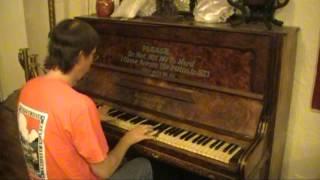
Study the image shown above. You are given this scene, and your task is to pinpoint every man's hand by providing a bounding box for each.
[98,105,111,122]
[90,125,154,179]
[121,125,154,146]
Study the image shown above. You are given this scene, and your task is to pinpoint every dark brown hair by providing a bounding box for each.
[44,19,99,73]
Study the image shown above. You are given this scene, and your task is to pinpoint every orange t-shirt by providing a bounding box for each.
[17,76,109,179]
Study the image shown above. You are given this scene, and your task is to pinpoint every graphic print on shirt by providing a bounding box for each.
[18,103,48,179]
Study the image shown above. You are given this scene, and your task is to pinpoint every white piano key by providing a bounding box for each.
[102,107,243,164]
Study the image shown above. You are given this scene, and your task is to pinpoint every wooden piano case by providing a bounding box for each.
[75,16,298,180]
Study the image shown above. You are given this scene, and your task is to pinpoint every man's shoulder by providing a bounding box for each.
[22,76,64,92]
[74,92,96,107]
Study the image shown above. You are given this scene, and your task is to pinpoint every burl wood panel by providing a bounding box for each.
[96,35,254,91]
[78,67,263,139]
[73,18,274,139]
[86,18,272,94]
[312,46,320,110]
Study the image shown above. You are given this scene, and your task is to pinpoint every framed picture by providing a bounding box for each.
[312,42,320,110]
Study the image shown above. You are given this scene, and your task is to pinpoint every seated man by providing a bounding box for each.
[17,19,154,180]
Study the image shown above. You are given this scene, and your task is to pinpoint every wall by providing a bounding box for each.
[55,0,95,23]
[0,0,93,101]
[0,0,28,101]
[23,0,50,64]
[22,0,95,66]
[277,0,320,179]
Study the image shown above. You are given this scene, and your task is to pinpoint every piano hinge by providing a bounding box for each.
[258,114,270,135]
[261,121,268,135]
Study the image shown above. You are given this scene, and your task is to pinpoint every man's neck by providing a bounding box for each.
[45,69,75,86]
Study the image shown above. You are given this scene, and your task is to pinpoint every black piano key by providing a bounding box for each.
[108,110,123,117]
[185,132,197,141]
[141,120,158,126]
[138,118,149,124]
[177,129,187,136]
[180,130,189,135]
[165,127,175,135]
[195,135,206,144]
[173,129,185,137]
[153,124,171,136]
[228,145,239,154]
[168,128,180,136]
[155,123,168,130]
[128,117,140,124]
[230,149,244,163]
[210,140,221,148]
[171,128,182,137]
[169,127,180,136]
[130,117,146,124]
[214,141,225,150]
[223,144,234,153]
[152,123,162,129]
[153,123,165,131]
[117,113,136,121]
[183,132,193,140]
[192,135,203,143]
[164,127,175,134]
[158,124,171,132]
[151,122,161,127]
[225,144,235,153]
[140,119,151,125]
[180,131,191,139]
[202,138,213,146]
[197,136,208,145]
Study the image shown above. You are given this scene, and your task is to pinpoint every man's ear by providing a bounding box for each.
[78,50,84,59]
[72,51,84,71]
[77,50,86,64]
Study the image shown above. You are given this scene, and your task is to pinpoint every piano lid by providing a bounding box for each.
[76,17,270,140]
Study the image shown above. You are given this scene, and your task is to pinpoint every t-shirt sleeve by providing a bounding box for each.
[69,95,109,164]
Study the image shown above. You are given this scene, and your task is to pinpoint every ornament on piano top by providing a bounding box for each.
[193,0,235,23]
[153,0,179,17]
[110,0,151,18]
[110,0,186,19]
[96,0,115,17]
[227,0,290,29]
[153,0,196,18]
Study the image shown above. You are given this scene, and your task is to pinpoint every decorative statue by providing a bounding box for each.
[227,0,290,29]
[154,0,179,17]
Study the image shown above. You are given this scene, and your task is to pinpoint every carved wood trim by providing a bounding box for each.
[312,44,320,110]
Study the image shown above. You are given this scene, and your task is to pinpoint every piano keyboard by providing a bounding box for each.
[103,108,243,164]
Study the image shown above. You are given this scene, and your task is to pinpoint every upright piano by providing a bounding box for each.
[75,16,298,179]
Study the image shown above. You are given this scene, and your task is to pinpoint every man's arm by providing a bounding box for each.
[90,125,154,179]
